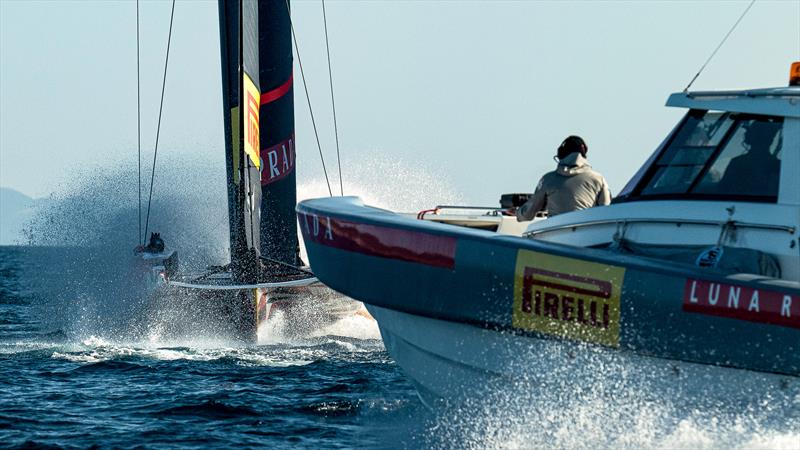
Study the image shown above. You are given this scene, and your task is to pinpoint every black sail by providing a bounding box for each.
[218,0,299,281]
[257,0,298,267]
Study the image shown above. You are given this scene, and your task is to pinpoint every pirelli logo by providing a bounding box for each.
[513,250,626,347]
[243,72,261,169]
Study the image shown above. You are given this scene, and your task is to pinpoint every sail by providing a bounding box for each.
[256,0,299,267]
[219,0,299,280]
[219,0,264,281]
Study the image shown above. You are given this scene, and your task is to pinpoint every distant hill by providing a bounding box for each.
[0,187,38,245]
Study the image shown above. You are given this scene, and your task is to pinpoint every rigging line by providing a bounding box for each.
[136,0,142,245]
[683,0,756,92]
[321,0,343,196]
[143,0,176,242]
[285,0,333,197]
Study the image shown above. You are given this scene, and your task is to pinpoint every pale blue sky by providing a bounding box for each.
[1,0,799,205]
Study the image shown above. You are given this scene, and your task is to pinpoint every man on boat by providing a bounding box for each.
[515,135,611,220]
[716,120,781,196]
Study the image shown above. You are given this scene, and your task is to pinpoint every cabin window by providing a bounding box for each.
[636,110,783,201]
[692,117,783,196]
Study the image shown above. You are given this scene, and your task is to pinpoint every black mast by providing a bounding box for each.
[218,0,239,268]
[219,0,299,284]
[219,0,264,283]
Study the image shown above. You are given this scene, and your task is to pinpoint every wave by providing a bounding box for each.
[154,400,262,419]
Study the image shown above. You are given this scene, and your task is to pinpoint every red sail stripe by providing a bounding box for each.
[260,74,293,105]
[260,134,295,185]
[298,212,457,269]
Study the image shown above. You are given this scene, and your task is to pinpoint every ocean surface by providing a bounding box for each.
[0,246,427,449]
[1,245,799,449]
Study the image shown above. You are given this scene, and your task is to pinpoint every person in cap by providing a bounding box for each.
[516,135,611,221]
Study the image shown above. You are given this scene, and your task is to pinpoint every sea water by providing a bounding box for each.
[2,161,798,449]
[0,245,426,448]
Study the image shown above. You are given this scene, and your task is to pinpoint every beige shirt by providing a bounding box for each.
[516,153,611,220]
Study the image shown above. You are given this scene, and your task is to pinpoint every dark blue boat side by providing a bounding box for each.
[298,197,800,377]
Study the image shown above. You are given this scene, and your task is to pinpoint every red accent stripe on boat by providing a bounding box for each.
[260,74,293,105]
[298,212,456,269]
[682,279,800,329]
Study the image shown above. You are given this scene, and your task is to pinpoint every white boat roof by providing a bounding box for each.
[667,87,800,118]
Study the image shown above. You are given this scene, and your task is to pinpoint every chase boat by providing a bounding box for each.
[297,65,800,404]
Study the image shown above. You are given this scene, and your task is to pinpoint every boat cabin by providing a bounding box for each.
[525,78,800,282]
[617,88,797,204]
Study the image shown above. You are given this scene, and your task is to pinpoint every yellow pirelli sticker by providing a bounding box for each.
[243,72,261,169]
[513,250,626,347]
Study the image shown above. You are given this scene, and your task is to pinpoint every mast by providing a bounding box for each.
[219,0,299,282]
[219,0,264,282]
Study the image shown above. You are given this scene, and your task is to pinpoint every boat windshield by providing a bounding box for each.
[634,110,783,201]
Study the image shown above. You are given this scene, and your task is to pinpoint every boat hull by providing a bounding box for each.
[257,282,364,337]
[297,197,800,381]
[144,280,360,342]
[369,304,799,409]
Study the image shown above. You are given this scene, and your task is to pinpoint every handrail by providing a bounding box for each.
[524,218,796,238]
[434,205,502,211]
[417,205,504,220]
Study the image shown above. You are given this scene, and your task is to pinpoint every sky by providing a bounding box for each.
[1,0,799,206]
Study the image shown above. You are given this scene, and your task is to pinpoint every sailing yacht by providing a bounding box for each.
[139,0,362,341]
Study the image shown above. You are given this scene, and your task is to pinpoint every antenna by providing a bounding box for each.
[684,0,756,92]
